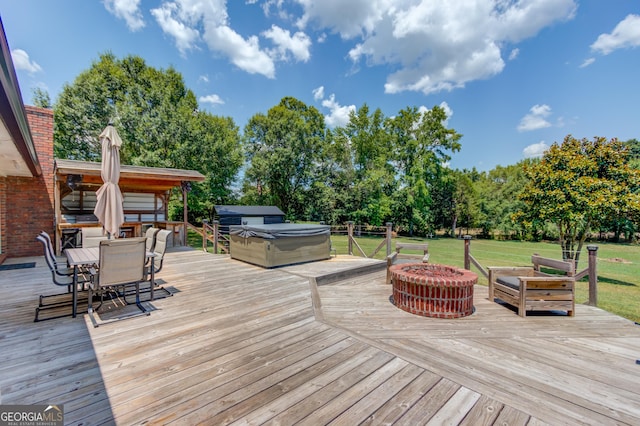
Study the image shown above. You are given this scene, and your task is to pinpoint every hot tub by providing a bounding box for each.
[229,223,331,268]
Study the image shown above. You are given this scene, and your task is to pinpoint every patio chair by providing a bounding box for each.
[145,226,160,252]
[81,226,109,248]
[488,255,576,317]
[386,242,430,283]
[35,235,90,321]
[39,231,73,277]
[146,229,171,278]
[87,237,150,327]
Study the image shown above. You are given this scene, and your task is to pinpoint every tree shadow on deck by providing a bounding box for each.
[0,259,116,424]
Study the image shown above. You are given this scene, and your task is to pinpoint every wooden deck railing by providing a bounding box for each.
[338,222,393,259]
[187,220,229,254]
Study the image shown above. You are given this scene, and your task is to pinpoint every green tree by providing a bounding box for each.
[475,162,530,239]
[31,87,51,108]
[54,52,242,222]
[386,105,462,235]
[336,105,395,226]
[242,97,326,219]
[515,135,640,266]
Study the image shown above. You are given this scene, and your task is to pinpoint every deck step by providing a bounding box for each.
[315,261,386,286]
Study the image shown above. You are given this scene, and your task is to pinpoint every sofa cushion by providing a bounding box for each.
[496,275,521,290]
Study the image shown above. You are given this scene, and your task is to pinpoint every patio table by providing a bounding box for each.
[65,247,156,318]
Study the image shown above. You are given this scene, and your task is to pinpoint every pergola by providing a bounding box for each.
[54,159,205,252]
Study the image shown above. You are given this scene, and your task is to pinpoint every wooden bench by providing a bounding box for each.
[386,242,429,284]
[488,255,576,317]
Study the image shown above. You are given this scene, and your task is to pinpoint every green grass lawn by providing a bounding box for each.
[188,229,640,323]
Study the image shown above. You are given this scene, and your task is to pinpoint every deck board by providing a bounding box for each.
[1,249,639,425]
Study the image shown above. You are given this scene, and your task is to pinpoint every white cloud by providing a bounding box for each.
[313,88,355,127]
[198,74,209,83]
[103,0,145,31]
[322,94,356,127]
[150,0,276,78]
[208,26,276,78]
[580,57,595,68]
[295,0,388,39]
[591,14,640,55]
[199,94,224,106]
[517,104,552,132]
[508,48,519,61]
[312,86,324,101]
[151,3,200,55]
[296,0,576,95]
[523,141,549,158]
[262,25,311,62]
[11,49,42,74]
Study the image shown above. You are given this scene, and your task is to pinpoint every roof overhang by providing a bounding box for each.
[55,159,206,193]
[0,17,41,178]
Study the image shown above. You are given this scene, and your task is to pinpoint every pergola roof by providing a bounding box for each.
[55,159,205,193]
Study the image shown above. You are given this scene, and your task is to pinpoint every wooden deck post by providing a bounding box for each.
[202,219,208,252]
[181,182,189,246]
[587,245,598,306]
[464,235,472,270]
[347,221,354,256]
[386,222,393,256]
[213,220,219,254]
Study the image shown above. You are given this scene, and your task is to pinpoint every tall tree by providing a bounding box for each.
[242,97,326,219]
[31,87,51,108]
[475,162,530,238]
[387,105,462,235]
[54,52,243,222]
[515,135,640,266]
[336,105,395,226]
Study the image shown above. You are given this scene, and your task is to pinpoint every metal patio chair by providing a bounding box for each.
[35,235,90,321]
[145,226,160,252]
[39,231,74,277]
[146,229,171,278]
[87,237,150,327]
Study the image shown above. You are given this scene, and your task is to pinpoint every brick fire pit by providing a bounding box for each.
[390,263,477,318]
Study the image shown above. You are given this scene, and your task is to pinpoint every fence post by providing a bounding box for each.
[212,220,219,254]
[587,245,598,306]
[347,221,354,255]
[386,222,393,256]
[202,219,208,252]
[463,235,472,270]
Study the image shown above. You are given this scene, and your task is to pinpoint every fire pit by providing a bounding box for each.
[390,263,477,318]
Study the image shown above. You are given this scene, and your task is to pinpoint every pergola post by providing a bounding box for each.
[181,181,191,246]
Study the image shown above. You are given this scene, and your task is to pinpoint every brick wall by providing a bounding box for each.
[5,106,55,257]
[0,176,6,263]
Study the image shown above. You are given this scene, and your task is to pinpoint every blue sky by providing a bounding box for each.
[2,0,639,171]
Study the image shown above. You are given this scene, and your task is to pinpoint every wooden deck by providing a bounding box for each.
[1,249,639,425]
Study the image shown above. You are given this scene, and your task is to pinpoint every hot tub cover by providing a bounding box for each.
[229,223,330,239]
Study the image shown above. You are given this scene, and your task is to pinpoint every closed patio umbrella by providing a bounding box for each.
[93,124,124,238]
